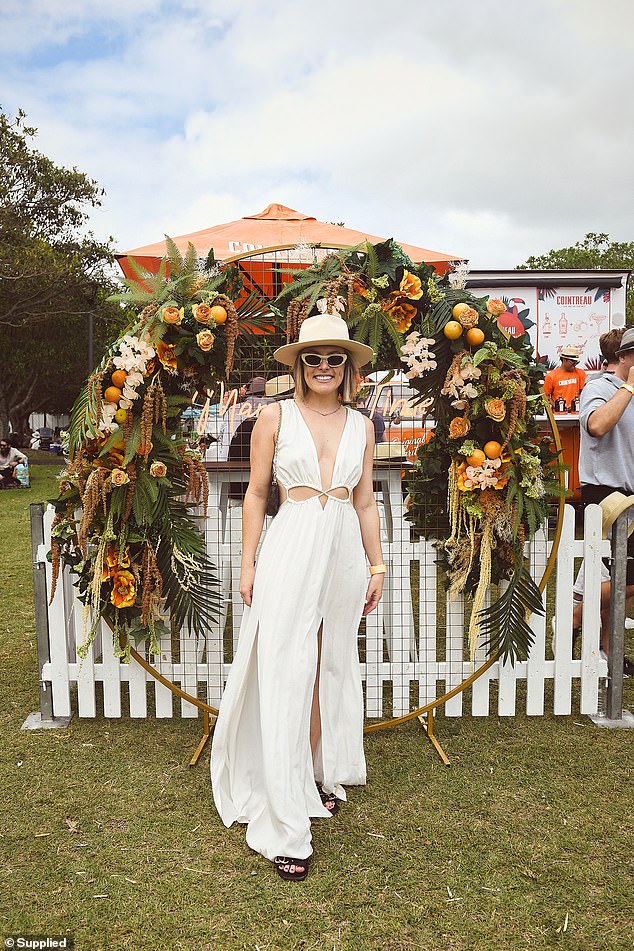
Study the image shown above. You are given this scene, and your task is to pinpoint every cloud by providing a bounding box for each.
[1,0,633,266]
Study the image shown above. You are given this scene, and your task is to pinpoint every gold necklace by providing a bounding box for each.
[297,400,342,417]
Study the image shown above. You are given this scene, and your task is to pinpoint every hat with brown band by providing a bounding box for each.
[599,492,634,539]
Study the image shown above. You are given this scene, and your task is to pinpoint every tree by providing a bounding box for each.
[518,233,634,324]
[0,109,125,436]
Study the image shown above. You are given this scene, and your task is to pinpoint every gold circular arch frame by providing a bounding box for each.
[118,245,565,739]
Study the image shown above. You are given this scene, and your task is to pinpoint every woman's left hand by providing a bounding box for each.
[363,574,384,616]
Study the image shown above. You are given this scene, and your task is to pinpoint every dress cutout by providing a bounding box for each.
[211,399,368,861]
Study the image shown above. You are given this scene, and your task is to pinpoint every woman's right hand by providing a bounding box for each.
[239,564,256,606]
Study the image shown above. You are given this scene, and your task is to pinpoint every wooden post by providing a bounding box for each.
[30,502,54,721]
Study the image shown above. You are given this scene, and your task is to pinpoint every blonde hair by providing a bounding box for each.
[292,353,358,404]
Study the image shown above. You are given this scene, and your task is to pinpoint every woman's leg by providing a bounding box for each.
[310,624,322,756]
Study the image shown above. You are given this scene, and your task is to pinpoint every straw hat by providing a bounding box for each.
[599,491,634,539]
[560,345,580,362]
[264,374,295,398]
[374,441,408,461]
[274,313,374,368]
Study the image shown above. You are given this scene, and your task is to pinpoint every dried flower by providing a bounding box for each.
[156,340,178,372]
[149,460,167,478]
[485,398,506,421]
[196,330,215,352]
[111,468,130,487]
[449,417,471,438]
[457,307,479,329]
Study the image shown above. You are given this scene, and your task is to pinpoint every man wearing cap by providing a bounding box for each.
[577,326,634,671]
[543,345,586,410]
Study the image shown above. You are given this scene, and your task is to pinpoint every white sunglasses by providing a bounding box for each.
[300,352,348,368]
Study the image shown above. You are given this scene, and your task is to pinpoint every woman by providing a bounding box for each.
[211,309,385,881]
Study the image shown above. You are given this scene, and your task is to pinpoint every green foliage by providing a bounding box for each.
[477,564,545,663]
[0,108,124,436]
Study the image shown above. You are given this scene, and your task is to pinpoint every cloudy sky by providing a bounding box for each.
[2,0,633,268]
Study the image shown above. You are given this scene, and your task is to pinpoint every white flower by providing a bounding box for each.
[461,383,479,399]
[448,261,470,290]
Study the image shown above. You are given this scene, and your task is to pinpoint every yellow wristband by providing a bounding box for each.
[369,563,386,575]
[620,383,634,396]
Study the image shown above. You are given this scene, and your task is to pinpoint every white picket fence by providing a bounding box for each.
[36,498,609,722]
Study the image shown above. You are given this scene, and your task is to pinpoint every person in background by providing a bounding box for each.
[597,327,625,373]
[576,326,634,674]
[543,345,586,410]
[354,390,385,443]
[0,437,27,488]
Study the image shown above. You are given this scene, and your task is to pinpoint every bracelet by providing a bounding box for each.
[369,563,387,575]
[620,383,634,396]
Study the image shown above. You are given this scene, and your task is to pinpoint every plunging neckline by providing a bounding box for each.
[293,400,350,493]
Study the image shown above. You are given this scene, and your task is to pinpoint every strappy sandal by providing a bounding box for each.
[274,855,310,881]
[317,784,341,816]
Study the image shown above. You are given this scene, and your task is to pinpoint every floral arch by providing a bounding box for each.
[50,237,561,686]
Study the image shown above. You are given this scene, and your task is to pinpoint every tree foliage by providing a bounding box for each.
[518,232,634,324]
[0,108,125,436]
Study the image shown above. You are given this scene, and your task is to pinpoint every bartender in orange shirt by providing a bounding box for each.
[543,344,586,410]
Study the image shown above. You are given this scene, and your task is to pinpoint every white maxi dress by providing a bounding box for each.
[211,399,368,861]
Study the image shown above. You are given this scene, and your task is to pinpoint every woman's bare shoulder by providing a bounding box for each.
[254,402,281,432]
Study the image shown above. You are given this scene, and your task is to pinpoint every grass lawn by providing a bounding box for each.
[1,467,633,950]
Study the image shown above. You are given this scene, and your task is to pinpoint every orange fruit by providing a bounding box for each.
[114,408,128,424]
[467,449,486,467]
[452,302,470,319]
[104,385,122,404]
[443,320,463,340]
[466,327,485,346]
[484,440,502,459]
[210,305,228,324]
[111,369,127,388]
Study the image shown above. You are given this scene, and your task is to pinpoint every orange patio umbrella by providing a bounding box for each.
[116,203,463,283]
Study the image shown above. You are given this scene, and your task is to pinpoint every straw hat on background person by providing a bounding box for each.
[264,375,295,398]
[559,345,580,363]
[599,491,634,539]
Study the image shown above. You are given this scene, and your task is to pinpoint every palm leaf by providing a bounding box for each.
[67,383,98,456]
[154,504,221,637]
[476,563,543,664]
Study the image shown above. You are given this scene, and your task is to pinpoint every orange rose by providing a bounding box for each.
[192,304,213,324]
[486,298,506,316]
[111,468,130,487]
[161,305,183,325]
[449,417,471,438]
[196,330,215,352]
[149,460,167,478]
[156,340,178,372]
[110,569,136,609]
[399,270,423,301]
